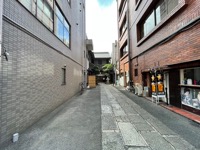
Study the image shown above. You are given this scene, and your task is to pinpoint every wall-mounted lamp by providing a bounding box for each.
[2,46,9,61]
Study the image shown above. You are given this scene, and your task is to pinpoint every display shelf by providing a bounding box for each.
[178,84,200,88]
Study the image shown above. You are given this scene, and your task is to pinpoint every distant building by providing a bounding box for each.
[85,38,94,86]
[93,52,111,82]
[111,40,120,85]
[117,0,129,87]
[0,0,87,145]
[93,52,111,68]
[117,0,200,115]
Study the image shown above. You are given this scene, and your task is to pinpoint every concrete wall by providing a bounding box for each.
[0,0,85,145]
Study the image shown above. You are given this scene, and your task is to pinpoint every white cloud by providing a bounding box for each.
[86,0,117,54]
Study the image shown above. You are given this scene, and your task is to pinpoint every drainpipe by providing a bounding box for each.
[127,0,132,84]
[0,0,3,59]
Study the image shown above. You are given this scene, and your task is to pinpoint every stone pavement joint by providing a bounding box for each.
[118,122,147,147]
[101,84,196,150]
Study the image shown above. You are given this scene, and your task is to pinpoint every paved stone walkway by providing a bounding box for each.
[0,84,198,150]
[101,84,196,150]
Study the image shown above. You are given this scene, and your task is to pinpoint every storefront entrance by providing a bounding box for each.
[169,70,181,107]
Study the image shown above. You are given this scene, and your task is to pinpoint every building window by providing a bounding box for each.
[120,41,128,58]
[18,0,71,48]
[120,16,127,37]
[18,0,37,15]
[180,67,200,111]
[55,5,70,47]
[37,0,53,31]
[118,0,126,18]
[62,67,66,85]
[134,69,138,76]
[141,10,155,38]
[139,0,178,39]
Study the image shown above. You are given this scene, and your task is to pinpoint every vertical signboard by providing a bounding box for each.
[151,71,157,96]
[156,70,164,95]
[151,69,165,96]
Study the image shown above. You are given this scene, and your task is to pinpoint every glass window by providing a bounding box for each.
[156,0,167,25]
[54,4,70,47]
[19,0,36,14]
[57,18,64,40]
[46,0,53,8]
[37,0,43,10]
[140,0,178,39]
[120,42,128,58]
[64,27,70,47]
[18,0,71,47]
[183,68,200,85]
[36,0,53,31]
[180,68,200,110]
[64,20,70,31]
[55,6,64,21]
[143,11,155,37]
[19,0,31,10]
[181,87,200,110]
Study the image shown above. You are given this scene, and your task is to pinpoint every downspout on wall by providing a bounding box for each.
[0,0,3,58]
[127,0,132,83]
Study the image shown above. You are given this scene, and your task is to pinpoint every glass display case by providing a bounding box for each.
[179,67,200,112]
[181,87,200,110]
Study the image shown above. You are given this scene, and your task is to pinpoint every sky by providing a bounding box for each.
[86,0,117,54]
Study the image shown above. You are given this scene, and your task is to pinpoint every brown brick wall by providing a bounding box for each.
[120,54,129,73]
[129,0,200,84]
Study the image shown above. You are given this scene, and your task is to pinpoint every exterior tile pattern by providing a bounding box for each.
[0,0,85,145]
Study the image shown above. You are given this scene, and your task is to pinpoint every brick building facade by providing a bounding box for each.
[118,0,200,115]
[117,0,130,87]
[0,0,86,145]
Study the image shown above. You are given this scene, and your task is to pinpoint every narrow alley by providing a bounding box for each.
[1,84,200,150]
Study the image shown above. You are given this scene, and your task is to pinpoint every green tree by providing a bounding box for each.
[102,64,114,75]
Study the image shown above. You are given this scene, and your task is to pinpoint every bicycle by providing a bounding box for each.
[79,82,84,94]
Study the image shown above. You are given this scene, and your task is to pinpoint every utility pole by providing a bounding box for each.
[127,0,132,83]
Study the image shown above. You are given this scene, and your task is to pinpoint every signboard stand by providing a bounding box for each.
[150,69,166,104]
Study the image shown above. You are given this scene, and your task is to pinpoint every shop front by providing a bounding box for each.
[167,60,200,116]
[179,67,200,115]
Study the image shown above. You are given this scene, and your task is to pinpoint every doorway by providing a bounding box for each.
[169,70,181,107]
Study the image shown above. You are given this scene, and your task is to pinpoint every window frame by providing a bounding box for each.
[62,66,66,85]
[137,0,185,45]
[17,0,71,49]
[135,0,142,10]
[120,41,128,58]
[36,0,54,31]
[54,3,71,48]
